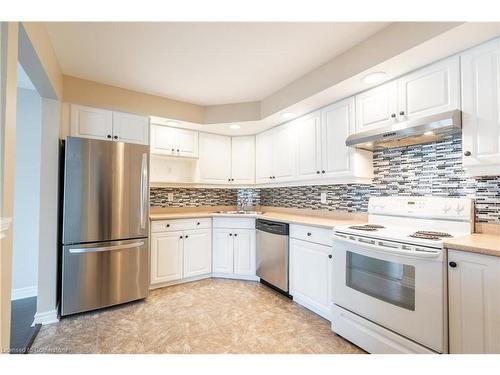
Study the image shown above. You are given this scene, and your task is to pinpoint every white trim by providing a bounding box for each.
[33,309,59,326]
[211,273,260,282]
[11,285,37,300]
[149,273,211,290]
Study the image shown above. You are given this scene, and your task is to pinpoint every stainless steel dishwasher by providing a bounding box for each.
[256,219,289,294]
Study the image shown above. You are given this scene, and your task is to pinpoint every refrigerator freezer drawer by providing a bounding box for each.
[61,238,149,316]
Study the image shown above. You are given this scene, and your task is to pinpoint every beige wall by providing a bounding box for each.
[63,75,205,123]
[21,22,63,100]
[0,22,18,353]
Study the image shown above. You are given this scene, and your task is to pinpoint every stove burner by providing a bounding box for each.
[409,230,453,241]
[349,224,386,231]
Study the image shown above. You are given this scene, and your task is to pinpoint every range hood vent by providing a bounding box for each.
[346,110,462,151]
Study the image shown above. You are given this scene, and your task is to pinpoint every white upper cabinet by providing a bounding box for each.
[70,104,113,141]
[296,111,322,180]
[231,136,255,184]
[273,121,297,182]
[150,125,198,158]
[112,111,149,145]
[198,132,232,184]
[448,249,500,353]
[398,55,460,121]
[460,38,500,176]
[355,81,398,131]
[71,104,149,145]
[321,97,355,177]
[255,129,275,183]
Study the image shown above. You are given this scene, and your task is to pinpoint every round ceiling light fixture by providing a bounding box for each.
[281,112,296,120]
[229,124,241,130]
[362,71,387,84]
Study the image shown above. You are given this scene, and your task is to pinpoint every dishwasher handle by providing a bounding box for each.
[256,219,289,235]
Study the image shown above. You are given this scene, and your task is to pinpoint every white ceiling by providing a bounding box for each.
[45,22,390,106]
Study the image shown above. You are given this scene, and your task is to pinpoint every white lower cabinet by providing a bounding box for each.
[212,218,257,279]
[448,249,500,353]
[150,219,212,287]
[289,225,333,320]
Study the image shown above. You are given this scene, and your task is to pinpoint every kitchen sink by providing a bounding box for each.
[212,210,263,215]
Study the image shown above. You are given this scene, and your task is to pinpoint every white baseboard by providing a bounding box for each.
[33,309,59,326]
[11,286,37,300]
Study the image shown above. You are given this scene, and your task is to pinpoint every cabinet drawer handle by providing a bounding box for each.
[449,261,457,268]
[464,151,471,157]
[328,254,332,259]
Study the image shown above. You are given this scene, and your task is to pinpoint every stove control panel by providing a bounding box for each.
[368,196,473,220]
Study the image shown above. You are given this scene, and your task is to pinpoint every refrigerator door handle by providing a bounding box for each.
[140,153,148,229]
[69,241,145,254]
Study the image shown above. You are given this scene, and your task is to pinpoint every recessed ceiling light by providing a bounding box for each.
[229,124,241,130]
[281,112,296,120]
[362,72,387,84]
[424,131,434,136]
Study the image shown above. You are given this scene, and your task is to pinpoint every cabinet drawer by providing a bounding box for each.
[213,217,255,229]
[151,218,211,233]
[290,224,332,246]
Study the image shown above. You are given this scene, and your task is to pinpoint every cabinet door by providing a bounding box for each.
[174,128,199,158]
[290,239,332,320]
[296,112,322,180]
[198,132,232,184]
[233,229,256,276]
[112,111,149,145]
[398,56,460,120]
[150,231,183,284]
[448,249,500,353]
[231,136,255,184]
[150,125,176,155]
[70,104,113,141]
[183,229,211,278]
[273,122,297,182]
[321,97,355,177]
[255,129,274,183]
[355,81,398,131]
[212,229,234,274]
[461,38,500,174]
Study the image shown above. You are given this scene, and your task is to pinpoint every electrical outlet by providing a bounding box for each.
[320,192,327,204]
[167,193,174,202]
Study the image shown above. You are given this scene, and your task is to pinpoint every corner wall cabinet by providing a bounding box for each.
[448,249,500,353]
[70,104,149,145]
[460,38,500,177]
[150,218,212,287]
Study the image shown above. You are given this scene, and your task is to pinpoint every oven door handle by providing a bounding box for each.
[333,233,441,259]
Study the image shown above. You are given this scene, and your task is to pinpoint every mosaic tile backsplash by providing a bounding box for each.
[151,134,500,224]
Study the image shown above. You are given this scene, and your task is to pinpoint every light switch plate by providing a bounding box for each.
[167,193,174,202]
[320,192,327,204]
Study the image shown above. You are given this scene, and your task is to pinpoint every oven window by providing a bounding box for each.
[346,251,415,311]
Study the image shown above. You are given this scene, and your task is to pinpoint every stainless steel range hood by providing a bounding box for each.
[346,110,462,151]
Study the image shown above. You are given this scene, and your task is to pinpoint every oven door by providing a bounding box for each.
[332,233,446,353]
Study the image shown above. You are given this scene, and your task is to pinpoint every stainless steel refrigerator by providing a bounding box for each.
[60,136,149,316]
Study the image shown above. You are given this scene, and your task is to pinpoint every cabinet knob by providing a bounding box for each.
[166,224,170,228]
[229,233,232,236]
[391,113,396,118]
[328,254,332,259]
[180,236,183,239]
[197,222,200,225]
[185,235,189,239]
[399,111,405,116]
[107,134,112,139]
[234,233,238,237]
[114,135,118,140]
[321,170,325,174]
[316,171,320,174]
[464,151,471,157]
[307,232,312,236]
[177,149,180,152]
[449,261,457,268]
[171,148,175,151]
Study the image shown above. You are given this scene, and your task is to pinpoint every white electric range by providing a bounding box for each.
[331,196,474,354]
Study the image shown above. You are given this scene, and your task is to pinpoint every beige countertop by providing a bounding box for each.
[444,233,500,257]
[149,209,367,229]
